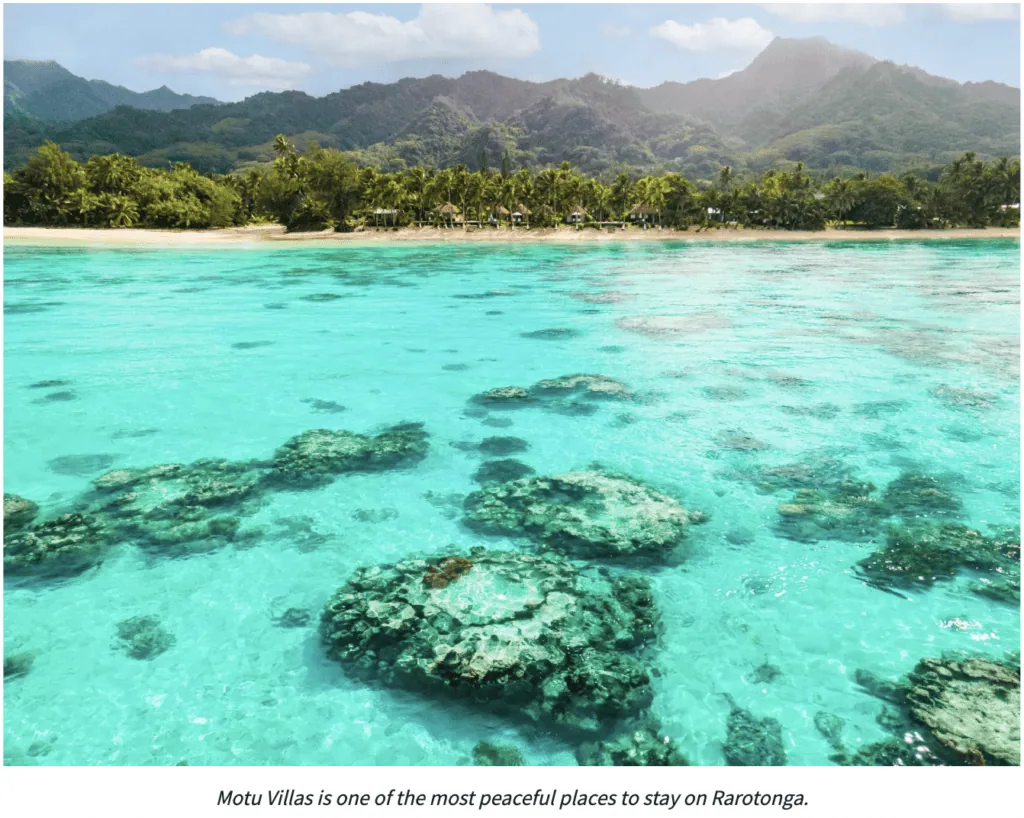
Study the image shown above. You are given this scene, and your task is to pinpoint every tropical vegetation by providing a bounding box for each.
[4,139,1019,233]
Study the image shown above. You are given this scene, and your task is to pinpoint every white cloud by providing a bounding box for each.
[136,48,311,89]
[760,4,906,27]
[225,4,540,67]
[716,68,741,79]
[651,17,774,53]
[600,22,632,38]
[941,4,1020,22]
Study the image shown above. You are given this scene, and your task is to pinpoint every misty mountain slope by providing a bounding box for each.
[3,59,220,121]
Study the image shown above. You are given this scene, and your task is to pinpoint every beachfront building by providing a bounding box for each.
[628,203,658,225]
[567,207,590,225]
[434,202,460,228]
[373,208,398,227]
[511,205,531,227]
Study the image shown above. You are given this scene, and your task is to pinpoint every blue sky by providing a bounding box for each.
[4,3,1020,101]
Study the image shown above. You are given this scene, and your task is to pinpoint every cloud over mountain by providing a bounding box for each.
[651,17,774,54]
[136,48,311,89]
[224,4,541,67]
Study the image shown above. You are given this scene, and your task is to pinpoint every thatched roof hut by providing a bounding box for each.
[629,203,657,216]
[435,202,459,215]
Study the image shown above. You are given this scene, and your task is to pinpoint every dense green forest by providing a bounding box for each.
[4,138,1019,232]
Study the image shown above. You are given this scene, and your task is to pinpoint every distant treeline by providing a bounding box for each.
[3,137,1019,232]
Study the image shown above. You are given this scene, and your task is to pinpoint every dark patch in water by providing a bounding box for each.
[703,386,749,402]
[453,290,518,300]
[28,379,71,389]
[941,424,986,443]
[264,303,288,310]
[302,398,347,414]
[301,293,344,302]
[853,400,907,418]
[173,287,204,293]
[406,348,426,353]
[481,417,513,428]
[232,341,275,350]
[473,459,536,484]
[521,328,582,340]
[780,403,841,420]
[48,453,117,477]
[111,428,161,440]
[443,363,470,371]
[351,508,399,523]
[5,302,64,314]
[478,436,530,456]
[598,345,626,353]
[33,391,77,404]
[726,528,755,545]
[485,310,504,316]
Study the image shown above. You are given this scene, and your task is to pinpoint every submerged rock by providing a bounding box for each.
[268,423,429,488]
[3,513,111,577]
[473,459,536,484]
[320,549,659,734]
[882,472,962,518]
[775,480,888,543]
[115,615,176,660]
[531,374,632,402]
[472,741,525,766]
[722,696,787,766]
[273,608,312,629]
[477,437,529,456]
[740,457,855,494]
[577,722,689,766]
[4,652,35,680]
[87,459,266,555]
[843,736,941,767]
[4,494,39,533]
[905,656,1020,766]
[813,711,845,751]
[856,522,1018,590]
[471,386,533,407]
[463,471,705,559]
[930,384,998,411]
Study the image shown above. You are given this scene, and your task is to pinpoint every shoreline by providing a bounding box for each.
[3,224,1019,248]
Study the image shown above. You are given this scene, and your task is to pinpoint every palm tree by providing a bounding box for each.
[825,178,855,227]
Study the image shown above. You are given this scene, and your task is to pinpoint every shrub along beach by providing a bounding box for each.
[3,137,1019,241]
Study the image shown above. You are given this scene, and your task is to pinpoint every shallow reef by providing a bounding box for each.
[4,652,35,680]
[855,522,1019,594]
[722,695,787,766]
[850,654,1020,766]
[3,512,112,577]
[470,374,632,415]
[473,459,536,484]
[463,470,706,559]
[115,615,176,660]
[472,741,525,766]
[577,722,688,766]
[83,459,266,556]
[267,422,429,489]
[4,493,39,534]
[882,472,963,519]
[319,548,659,735]
[775,479,889,543]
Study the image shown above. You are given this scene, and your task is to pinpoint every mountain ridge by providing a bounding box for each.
[3,58,221,121]
[3,38,1018,178]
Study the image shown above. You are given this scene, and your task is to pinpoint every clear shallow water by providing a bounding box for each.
[3,239,1019,766]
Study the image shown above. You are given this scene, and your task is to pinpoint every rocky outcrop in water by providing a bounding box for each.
[855,522,1019,593]
[4,494,39,533]
[320,548,659,735]
[268,423,429,488]
[774,479,888,543]
[3,512,112,577]
[905,656,1020,766]
[463,471,705,559]
[470,374,632,415]
[577,722,689,766]
[472,741,525,766]
[850,654,1020,766]
[722,695,787,766]
[115,615,176,660]
[882,472,962,519]
[83,459,265,556]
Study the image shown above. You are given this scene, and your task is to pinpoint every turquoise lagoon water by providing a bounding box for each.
[3,239,1019,766]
